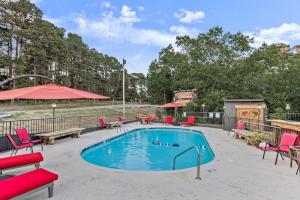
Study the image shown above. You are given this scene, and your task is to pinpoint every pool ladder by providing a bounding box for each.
[117,125,129,133]
[173,146,201,180]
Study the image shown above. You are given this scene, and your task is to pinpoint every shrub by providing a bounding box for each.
[248,132,270,146]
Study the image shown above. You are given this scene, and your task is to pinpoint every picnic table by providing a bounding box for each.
[38,128,84,145]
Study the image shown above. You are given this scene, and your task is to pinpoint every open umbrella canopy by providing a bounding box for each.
[160,102,185,108]
[0,84,110,100]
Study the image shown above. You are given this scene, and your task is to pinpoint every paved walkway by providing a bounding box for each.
[1,123,299,200]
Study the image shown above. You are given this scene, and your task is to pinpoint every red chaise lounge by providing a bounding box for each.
[180,116,195,126]
[0,152,43,175]
[0,168,59,199]
[163,116,174,125]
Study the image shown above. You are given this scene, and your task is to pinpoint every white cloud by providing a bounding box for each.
[43,6,201,51]
[120,5,141,23]
[246,23,300,48]
[137,6,144,11]
[30,0,42,3]
[43,15,64,26]
[71,6,176,47]
[174,9,205,24]
[169,25,199,36]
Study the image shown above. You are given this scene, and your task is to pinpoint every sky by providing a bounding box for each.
[32,0,300,74]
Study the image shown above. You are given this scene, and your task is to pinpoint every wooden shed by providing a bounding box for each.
[223,99,268,130]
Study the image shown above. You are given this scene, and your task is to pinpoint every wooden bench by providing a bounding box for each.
[232,129,255,144]
[38,128,84,145]
[106,121,121,129]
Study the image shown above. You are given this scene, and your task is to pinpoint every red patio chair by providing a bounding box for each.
[180,116,195,126]
[0,168,59,199]
[262,132,298,165]
[99,118,107,128]
[6,132,33,156]
[163,116,174,125]
[0,152,43,175]
[228,121,245,135]
[117,116,126,124]
[16,128,43,151]
[152,116,157,123]
[146,116,152,124]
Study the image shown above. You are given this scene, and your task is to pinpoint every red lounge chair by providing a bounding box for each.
[0,152,43,175]
[0,168,59,199]
[163,116,174,125]
[262,133,298,165]
[99,118,107,128]
[146,116,152,124]
[6,132,33,156]
[228,121,245,136]
[16,128,43,151]
[180,116,195,126]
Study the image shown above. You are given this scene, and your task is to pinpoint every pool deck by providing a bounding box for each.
[1,123,300,200]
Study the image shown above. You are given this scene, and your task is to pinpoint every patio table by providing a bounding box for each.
[138,116,148,124]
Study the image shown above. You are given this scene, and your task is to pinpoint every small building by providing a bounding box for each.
[173,89,197,105]
[223,99,268,130]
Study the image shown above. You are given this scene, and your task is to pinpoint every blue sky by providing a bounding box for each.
[33,0,300,73]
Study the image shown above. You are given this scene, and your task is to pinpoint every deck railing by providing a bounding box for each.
[0,112,139,152]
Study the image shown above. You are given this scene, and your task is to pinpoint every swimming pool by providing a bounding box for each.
[81,128,215,171]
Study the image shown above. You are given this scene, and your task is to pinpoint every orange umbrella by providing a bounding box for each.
[0,84,110,100]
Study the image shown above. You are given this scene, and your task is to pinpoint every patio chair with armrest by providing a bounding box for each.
[146,116,152,124]
[6,132,33,156]
[289,146,300,175]
[152,116,157,123]
[228,121,245,136]
[262,132,298,165]
[99,118,107,128]
[16,128,43,151]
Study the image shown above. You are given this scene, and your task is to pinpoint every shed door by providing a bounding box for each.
[237,108,260,122]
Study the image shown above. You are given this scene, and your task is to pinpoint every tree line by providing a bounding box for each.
[0,0,146,103]
[147,27,300,112]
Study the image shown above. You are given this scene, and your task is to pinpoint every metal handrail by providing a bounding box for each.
[173,146,201,180]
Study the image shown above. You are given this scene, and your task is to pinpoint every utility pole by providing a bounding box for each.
[122,59,126,117]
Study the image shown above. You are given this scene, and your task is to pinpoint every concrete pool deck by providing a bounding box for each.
[1,123,300,200]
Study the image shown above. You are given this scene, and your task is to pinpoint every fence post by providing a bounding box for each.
[79,116,82,128]
[52,117,54,132]
[9,121,12,134]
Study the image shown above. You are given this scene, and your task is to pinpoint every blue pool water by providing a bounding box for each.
[81,128,215,171]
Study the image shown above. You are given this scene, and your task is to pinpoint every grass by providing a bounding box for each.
[0,101,157,121]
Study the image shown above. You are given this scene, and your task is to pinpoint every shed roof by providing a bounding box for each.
[224,99,267,103]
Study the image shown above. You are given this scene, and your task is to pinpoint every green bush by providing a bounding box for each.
[248,132,270,146]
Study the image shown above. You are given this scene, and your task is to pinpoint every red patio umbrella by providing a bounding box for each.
[0,84,110,100]
[160,102,185,118]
